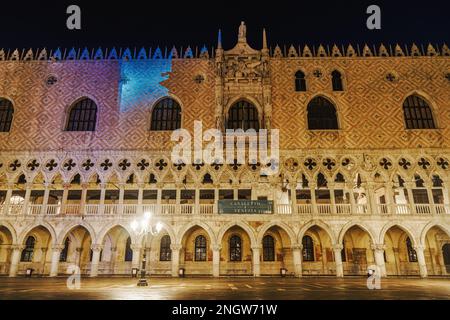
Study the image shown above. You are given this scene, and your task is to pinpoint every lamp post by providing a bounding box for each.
[131,211,163,286]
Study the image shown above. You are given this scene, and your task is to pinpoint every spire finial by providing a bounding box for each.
[218,29,222,49]
[263,28,268,50]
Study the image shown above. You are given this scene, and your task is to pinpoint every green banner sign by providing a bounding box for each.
[218,200,273,214]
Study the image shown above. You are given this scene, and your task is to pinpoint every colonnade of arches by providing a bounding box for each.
[0,220,449,278]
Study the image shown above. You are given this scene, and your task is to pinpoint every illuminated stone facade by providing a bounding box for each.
[0,23,449,278]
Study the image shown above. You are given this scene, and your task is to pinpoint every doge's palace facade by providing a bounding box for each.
[0,23,449,278]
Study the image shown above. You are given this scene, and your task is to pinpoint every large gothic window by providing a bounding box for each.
[66,98,98,131]
[160,235,172,261]
[307,96,338,130]
[331,70,344,91]
[263,235,275,261]
[302,235,314,261]
[150,98,182,131]
[0,98,14,132]
[124,237,133,262]
[194,235,207,261]
[295,71,307,91]
[226,100,259,131]
[21,236,36,262]
[229,235,242,262]
[406,237,418,262]
[59,238,70,262]
[403,95,436,129]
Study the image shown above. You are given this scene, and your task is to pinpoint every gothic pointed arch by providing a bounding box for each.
[65,97,98,131]
[150,97,182,131]
[0,98,14,132]
[226,100,260,131]
[307,96,338,130]
[402,94,436,129]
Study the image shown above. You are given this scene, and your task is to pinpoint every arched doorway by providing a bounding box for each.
[219,226,252,276]
[0,226,13,274]
[59,226,92,275]
[383,226,419,276]
[340,225,375,276]
[19,226,53,275]
[423,226,450,275]
[443,244,450,273]
[301,225,334,275]
[148,232,173,276]
[99,226,133,275]
[260,226,294,275]
[180,225,213,275]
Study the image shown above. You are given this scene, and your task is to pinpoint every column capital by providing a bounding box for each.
[91,244,104,252]
[291,244,303,250]
[11,244,25,251]
[80,182,89,189]
[130,244,142,251]
[404,182,415,189]
[52,245,65,251]
[371,243,386,251]
[137,183,146,189]
[212,244,222,251]
[63,182,72,189]
[333,244,344,251]
[170,244,183,251]
[6,182,15,189]
[413,245,426,251]
[25,182,34,189]
[99,183,108,189]
[251,245,262,251]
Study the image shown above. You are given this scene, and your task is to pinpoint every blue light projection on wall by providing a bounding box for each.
[118,59,172,112]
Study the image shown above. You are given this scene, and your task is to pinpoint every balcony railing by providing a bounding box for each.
[0,202,449,217]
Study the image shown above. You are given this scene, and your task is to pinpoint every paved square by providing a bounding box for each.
[0,277,449,300]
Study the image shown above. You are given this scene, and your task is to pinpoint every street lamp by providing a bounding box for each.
[130,211,163,286]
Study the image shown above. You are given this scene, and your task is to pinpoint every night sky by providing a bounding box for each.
[0,0,448,50]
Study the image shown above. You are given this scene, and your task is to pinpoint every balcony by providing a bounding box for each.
[1,201,448,218]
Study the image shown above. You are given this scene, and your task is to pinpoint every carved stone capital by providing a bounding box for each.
[11,244,25,251]
[170,244,182,251]
[212,244,222,251]
[291,244,303,251]
[413,245,425,251]
[333,244,344,251]
[52,245,65,251]
[90,244,103,252]
[130,244,142,251]
[371,243,386,251]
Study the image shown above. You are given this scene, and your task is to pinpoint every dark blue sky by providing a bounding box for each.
[0,0,448,50]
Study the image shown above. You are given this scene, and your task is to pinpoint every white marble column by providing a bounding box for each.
[170,244,181,277]
[414,245,428,278]
[130,244,142,271]
[90,244,103,277]
[40,183,51,215]
[9,245,24,277]
[310,182,317,215]
[371,244,387,277]
[292,244,303,277]
[212,244,221,277]
[333,244,344,277]
[137,183,144,215]
[99,183,106,215]
[118,183,125,215]
[22,183,32,215]
[329,183,336,214]
[49,245,64,277]
[252,246,261,277]
[80,183,88,215]
[405,182,416,214]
